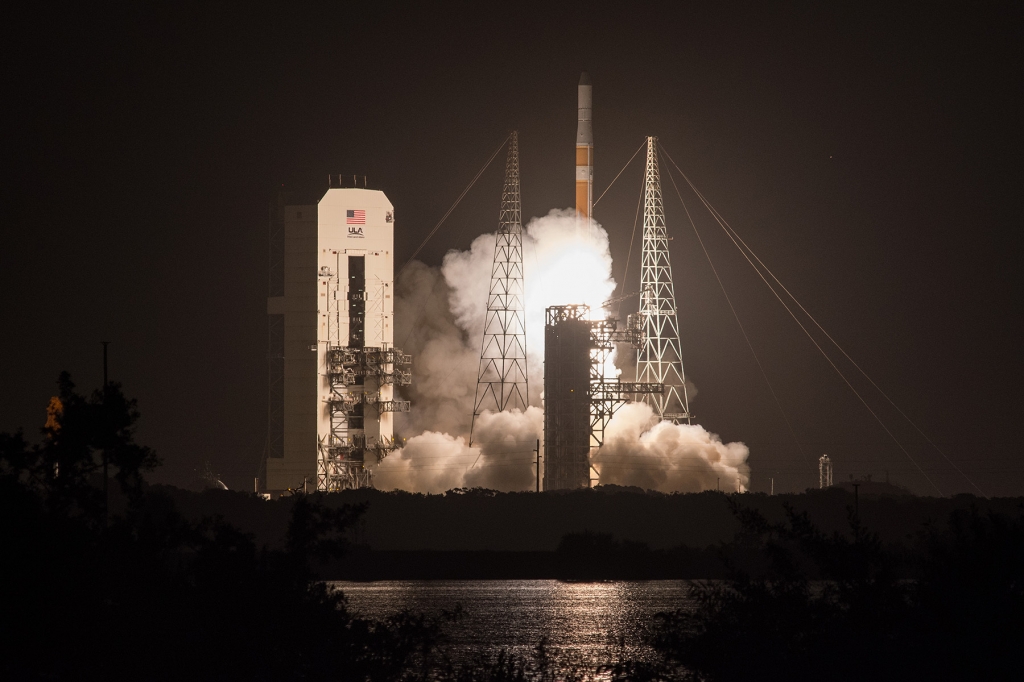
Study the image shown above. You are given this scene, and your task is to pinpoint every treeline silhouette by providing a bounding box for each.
[0,374,455,680]
[3,374,1022,680]
[163,483,1024,552]
[622,501,1024,681]
[156,479,1024,581]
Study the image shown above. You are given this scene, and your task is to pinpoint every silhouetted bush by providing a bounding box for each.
[639,500,1024,681]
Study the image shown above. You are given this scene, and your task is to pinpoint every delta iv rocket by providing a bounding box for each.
[575,72,593,221]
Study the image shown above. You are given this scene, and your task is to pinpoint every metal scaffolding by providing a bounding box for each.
[471,131,528,443]
[636,136,691,423]
[589,314,661,449]
[819,454,833,488]
[317,259,411,492]
[318,345,412,491]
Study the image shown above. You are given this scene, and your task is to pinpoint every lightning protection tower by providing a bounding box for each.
[636,137,691,423]
[470,131,528,443]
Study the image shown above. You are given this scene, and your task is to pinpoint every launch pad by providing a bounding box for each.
[264,73,692,495]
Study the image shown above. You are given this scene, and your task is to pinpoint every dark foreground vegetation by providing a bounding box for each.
[3,374,1022,680]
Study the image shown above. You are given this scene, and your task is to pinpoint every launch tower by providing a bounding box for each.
[543,304,663,490]
[543,306,592,489]
[470,132,528,442]
[636,137,691,423]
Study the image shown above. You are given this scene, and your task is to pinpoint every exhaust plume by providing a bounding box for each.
[377,407,543,493]
[593,402,750,493]
[387,210,749,493]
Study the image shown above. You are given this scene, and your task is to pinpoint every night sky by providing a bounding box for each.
[3,3,1020,495]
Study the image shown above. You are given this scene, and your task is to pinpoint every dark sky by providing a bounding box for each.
[3,2,1021,495]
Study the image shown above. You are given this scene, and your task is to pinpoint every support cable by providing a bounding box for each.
[662,161,810,463]
[683,182,986,498]
[593,139,646,208]
[615,174,645,304]
[394,133,511,359]
[399,133,511,275]
[659,143,949,496]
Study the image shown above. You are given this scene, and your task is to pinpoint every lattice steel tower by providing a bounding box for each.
[636,136,690,423]
[819,454,833,488]
[470,132,528,443]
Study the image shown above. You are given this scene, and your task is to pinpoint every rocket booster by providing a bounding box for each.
[575,72,593,221]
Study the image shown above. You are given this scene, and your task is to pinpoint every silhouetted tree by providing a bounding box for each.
[0,374,448,681]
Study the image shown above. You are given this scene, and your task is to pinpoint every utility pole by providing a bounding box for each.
[770,477,774,496]
[101,341,109,525]
[535,439,540,493]
[852,482,860,515]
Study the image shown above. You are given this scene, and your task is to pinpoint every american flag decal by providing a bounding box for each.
[346,209,366,225]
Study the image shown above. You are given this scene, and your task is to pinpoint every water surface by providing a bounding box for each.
[335,580,695,668]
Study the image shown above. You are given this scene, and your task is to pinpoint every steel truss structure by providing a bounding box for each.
[543,304,663,490]
[317,262,411,492]
[471,131,528,443]
[589,313,661,449]
[636,136,691,424]
[819,454,833,489]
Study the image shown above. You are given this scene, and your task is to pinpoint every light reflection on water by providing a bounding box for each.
[334,580,695,668]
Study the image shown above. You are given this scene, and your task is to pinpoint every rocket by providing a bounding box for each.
[575,72,593,221]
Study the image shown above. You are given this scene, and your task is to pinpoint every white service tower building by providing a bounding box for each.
[265,184,410,494]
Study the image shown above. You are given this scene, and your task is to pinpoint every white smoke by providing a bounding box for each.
[376,407,543,493]
[442,208,618,398]
[385,209,749,493]
[593,402,750,493]
[392,260,478,436]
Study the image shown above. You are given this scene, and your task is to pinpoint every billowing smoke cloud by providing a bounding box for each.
[388,211,612,491]
[593,402,750,493]
[386,209,749,494]
[373,431,469,494]
[377,407,543,493]
[442,208,618,398]
[393,260,478,437]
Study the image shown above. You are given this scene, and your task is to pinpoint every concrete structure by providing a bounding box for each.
[266,183,409,493]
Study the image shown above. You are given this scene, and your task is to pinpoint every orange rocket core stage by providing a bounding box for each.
[575,146,593,219]
[576,72,593,222]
